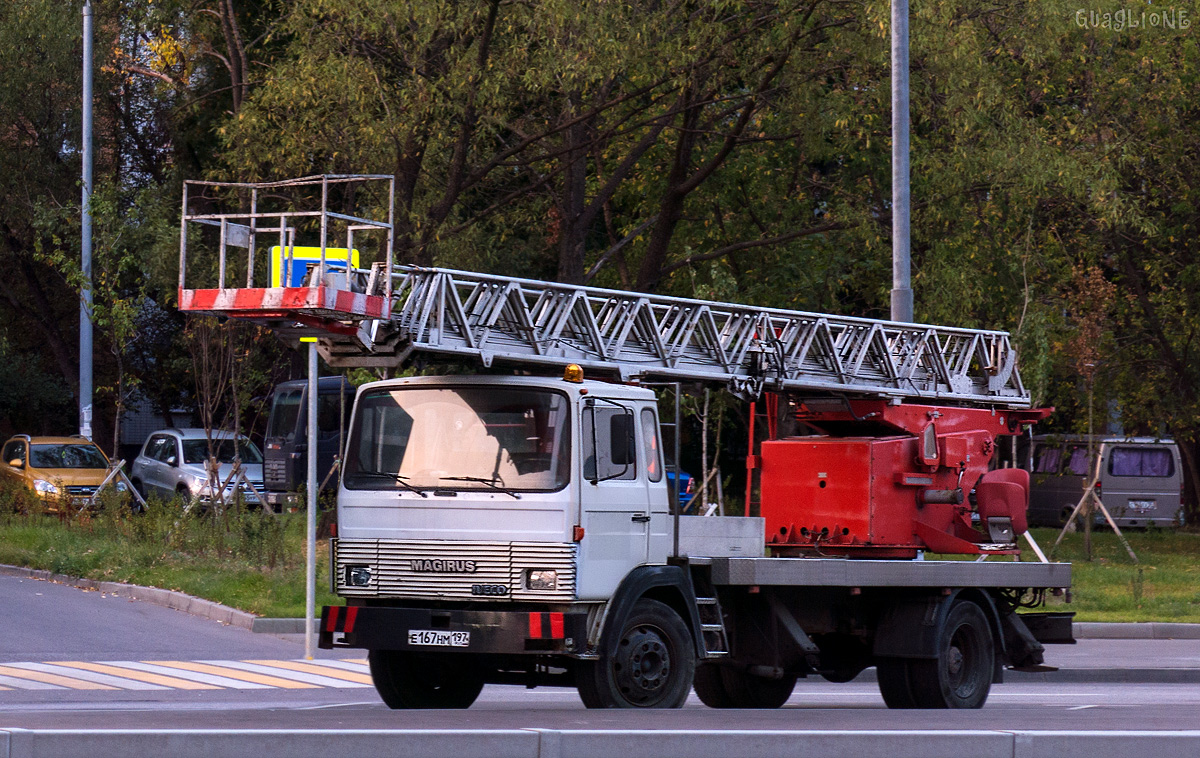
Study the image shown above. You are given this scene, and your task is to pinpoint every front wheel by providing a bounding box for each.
[368,650,484,709]
[577,598,695,708]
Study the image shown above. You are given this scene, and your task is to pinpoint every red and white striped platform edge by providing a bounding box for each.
[178,286,389,321]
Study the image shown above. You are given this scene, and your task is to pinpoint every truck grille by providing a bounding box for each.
[334,539,576,601]
[65,485,98,497]
[264,459,288,488]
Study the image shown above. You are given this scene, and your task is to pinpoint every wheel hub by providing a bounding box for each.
[614,626,671,703]
[947,645,964,677]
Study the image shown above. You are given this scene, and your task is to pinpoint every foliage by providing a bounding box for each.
[1031,527,1200,623]
[0,479,332,617]
[5,0,1200,521]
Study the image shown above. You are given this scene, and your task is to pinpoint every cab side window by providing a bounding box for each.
[582,405,637,482]
[2,441,24,465]
[640,409,662,483]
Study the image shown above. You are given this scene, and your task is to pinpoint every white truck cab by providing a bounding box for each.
[335,372,671,603]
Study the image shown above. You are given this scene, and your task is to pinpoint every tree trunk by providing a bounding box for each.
[557,107,590,284]
[1177,435,1200,525]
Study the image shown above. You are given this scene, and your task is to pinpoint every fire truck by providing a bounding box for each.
[179,175,1071,710]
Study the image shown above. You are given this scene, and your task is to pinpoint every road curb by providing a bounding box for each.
[1074,621,1200,639]
[0,563,257,630]
[849,667,1200,685]
[1,729,1200,758]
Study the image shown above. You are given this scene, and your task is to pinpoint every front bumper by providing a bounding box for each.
[263,491,298,510]
[319,605,589,656]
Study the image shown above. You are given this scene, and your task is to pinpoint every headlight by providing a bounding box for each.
[527,569,558,590]
[345,566,372,587]
[33,479,58,495]
[188,474,210,494]
[116,481,128,492]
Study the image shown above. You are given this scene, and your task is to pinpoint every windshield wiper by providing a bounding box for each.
[357,470,428,498]
[440,476,521,500]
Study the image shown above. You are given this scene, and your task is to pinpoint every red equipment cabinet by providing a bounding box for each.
[759,398,1050,558]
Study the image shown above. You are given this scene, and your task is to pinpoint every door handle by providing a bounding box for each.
[631,515,651,523]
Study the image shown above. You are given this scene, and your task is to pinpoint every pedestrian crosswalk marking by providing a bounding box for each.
[211,660,370,688]
[246,659,374,685]
[117,661,270,690]
[55,661,219,690]
[16,662,166,691]
[0,659,371,692]
[144,660,319,689]
[0,663,116,690]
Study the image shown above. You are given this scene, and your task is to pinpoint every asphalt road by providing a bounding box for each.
[4,572,1200,732]
[0,572,325,662]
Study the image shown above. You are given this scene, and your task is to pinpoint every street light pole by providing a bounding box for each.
[890,0,913,324]
[305,340,318,659]
[80,0,94,440]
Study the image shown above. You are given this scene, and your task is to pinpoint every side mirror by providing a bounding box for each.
[7,459,23,469]
[166,456,178,467]
[609,413,635,466]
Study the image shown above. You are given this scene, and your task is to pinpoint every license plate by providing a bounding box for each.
[1128,499,1156,513]
[407,630,470,647]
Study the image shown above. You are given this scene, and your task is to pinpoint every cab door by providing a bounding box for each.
[576,399,651,600]
[639,407,672,565]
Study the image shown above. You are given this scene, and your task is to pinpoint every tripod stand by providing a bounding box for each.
[1051,448,1138,564]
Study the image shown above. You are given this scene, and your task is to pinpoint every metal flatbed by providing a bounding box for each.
[709,556,1071,588]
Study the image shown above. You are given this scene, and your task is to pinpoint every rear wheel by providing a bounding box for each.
[696,666,796,710]
[577,598,694,708]
[876,657,919,708]
[907,600,994,708]
[368,650,484,709]
[692,663,734,708]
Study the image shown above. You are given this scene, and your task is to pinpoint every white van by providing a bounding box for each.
[1026,435,1183,528]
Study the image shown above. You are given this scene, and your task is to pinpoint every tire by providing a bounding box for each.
[691,663,737,708]
[577,598,695,708]
[876,657,918,708]
[131,478,145,498]
[907,601,995,709]
[368,650,484,709]
[717,667,796,708]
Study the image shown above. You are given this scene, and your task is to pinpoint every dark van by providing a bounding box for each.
[1026,435,1183,528]
[262,376,354,510]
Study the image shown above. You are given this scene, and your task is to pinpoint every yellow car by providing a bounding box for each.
[0,435,120,508]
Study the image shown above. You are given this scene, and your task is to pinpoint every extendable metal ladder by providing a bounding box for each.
[178,175,1030,408]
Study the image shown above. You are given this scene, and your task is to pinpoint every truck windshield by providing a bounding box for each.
[30,444,107,470]
[344,386,571,492]
[266,389,302,440]
[182,439,263,465]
